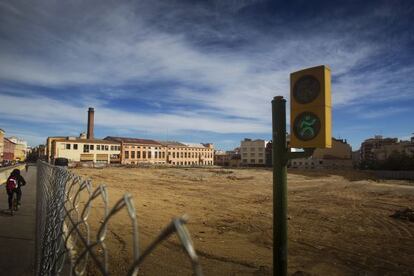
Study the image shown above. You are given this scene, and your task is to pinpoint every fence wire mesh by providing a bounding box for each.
[35,160,203,276]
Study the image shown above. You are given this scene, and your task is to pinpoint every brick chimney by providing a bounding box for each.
[87,107,94,140]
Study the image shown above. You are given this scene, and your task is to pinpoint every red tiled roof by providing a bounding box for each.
[104,136,162,145]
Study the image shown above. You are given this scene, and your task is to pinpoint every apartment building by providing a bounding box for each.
[372,136,414,161]
[104,137,166,165]
[360,135,398,162]
[240,138,268,166]
[49,137,121,164]
[3,138,16,163]
[8,136,28,162]
[0,129,4,163]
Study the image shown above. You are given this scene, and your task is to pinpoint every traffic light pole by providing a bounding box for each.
[272,96,288,276]
[272,96,315,276]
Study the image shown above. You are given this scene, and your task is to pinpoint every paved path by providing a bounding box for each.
[0,165,36,276]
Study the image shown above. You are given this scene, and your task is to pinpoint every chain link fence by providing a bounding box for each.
[35,160,203,276]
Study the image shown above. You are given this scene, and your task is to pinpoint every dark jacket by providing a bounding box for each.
[9,169,26,188]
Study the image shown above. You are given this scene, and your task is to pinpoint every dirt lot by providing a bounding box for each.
[71,167,414,275]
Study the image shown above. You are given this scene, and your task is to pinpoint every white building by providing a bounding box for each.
[240,138,268,166]
[49,137,121,164]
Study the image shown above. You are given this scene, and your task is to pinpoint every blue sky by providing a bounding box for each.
[0,0,413,150]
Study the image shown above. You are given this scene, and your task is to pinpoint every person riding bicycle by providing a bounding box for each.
[6,169,26,210]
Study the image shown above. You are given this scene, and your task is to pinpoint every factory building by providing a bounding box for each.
[47,107,214,166]
[49,137,121,164]
[104,137,166,165]
[158,141,214,166]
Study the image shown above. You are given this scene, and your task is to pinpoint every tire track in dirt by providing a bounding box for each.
[162,239,260,269]
[133,227,264,271]
[385,217,414,238]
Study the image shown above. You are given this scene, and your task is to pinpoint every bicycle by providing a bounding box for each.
[10,192,19,216]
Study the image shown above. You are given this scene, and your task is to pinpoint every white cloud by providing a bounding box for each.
[0,93,269,137]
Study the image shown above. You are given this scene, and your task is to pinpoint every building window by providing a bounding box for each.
[125,151,129,159]
[105,145,109,150]
[90,145,94,150]
[251,159,255,163]
[83,144,89,153]
[243,159,247,163]
[131,151,135,159]
[73,144,78,150]
[258,159,263,163]
[155,152,158,159]
[143,151,146,159]
[137,151,141,159]
[148,151,152,158]
[162,152,165,158]
[97,145,101,150]
[66,144,71,150]
[173,152,176,158]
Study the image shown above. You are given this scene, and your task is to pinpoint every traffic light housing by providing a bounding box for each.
[290,65,331,148]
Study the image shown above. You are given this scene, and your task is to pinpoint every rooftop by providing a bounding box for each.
[182,142,207,148]
[55,138,120,144]
[157,140,187,147]
[104,136,162,145]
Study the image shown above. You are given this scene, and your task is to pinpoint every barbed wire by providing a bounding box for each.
[35,160,203,276]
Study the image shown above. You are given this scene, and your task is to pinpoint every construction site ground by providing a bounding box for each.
[72,167,414,276]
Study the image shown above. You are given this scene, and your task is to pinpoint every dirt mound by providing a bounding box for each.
[390,208,414,222]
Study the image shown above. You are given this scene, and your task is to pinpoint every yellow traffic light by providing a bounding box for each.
[290,65,332,148]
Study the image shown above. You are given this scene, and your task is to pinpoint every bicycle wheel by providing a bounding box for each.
[10,196,14,216]
[13,198,18,211]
